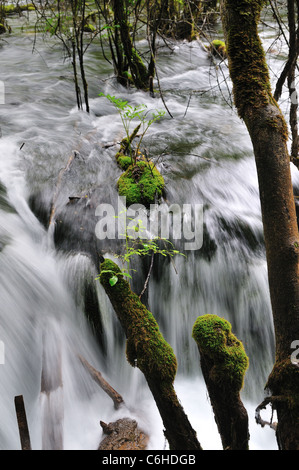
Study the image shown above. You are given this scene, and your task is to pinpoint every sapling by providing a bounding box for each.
[96,205,185,295]
[99,93,165,165]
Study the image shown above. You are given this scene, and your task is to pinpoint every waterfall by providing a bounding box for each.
[0,25,283,450]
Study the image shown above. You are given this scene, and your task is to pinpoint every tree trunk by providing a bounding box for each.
[113,0,149,89]
[192,315,249,450]
[221,0,299,450]
[99,259,202,450]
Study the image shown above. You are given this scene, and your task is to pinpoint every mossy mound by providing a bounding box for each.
[192,314,248,391]
[117,161,165,207]
[209,39,227,58]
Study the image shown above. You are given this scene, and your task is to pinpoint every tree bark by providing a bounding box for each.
[221,0,299,450]
[113,0,149,89]
[99,259,202,450]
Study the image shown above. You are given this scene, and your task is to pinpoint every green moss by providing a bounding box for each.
[223,0,289,140]
[115,153,133,171]
[2,3,35,14]
[83,23,96,32]
[117,161,165,207]
[210,39,227,58]
[99,259,177,385]
[224,1,270,114]
[192,314,249,391]
[131,48,149,87]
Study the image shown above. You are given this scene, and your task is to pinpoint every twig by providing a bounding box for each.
[183,93,193,118]
[139,252,154,299]
[146,13,173,119]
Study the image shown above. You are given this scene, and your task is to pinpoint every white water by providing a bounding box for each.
[0,13,288,450]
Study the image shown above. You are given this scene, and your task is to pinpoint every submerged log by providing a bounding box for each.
[14,395,31,450]
[192,314,249,450]
[99,259,202,450]
[98,418,149,450]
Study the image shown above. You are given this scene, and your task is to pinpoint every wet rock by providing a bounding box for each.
[98,418,149,450]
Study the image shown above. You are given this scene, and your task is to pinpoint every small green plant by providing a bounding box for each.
[99,93,165,165]
[96,206,185,292]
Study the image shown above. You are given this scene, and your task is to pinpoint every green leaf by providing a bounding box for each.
[109,275,119,287]
[120,271,132,279]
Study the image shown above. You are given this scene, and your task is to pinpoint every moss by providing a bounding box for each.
[117,161,165,207]
[83,23,96,33]
[210,39,227,58]
[223,0,289,140]
[115,153,133,171]
[99,259,177,385]
[192,314,249,391]
[3,4,35,14]
[224,1,271,115]
[131,48,149,88]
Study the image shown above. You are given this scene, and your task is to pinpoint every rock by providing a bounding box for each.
[98,418,149,450]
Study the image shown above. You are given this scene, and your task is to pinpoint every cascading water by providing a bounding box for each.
[0,12,290,450]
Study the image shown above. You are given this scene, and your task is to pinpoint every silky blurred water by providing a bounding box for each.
[0,11,289,450]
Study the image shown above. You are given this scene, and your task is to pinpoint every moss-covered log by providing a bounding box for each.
[99,259,202,450]
[192,314,249,450]
[221,0,299,449]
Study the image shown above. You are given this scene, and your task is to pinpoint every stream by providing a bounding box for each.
[0,10,292,450]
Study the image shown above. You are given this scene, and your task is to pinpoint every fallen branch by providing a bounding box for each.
[78,355,125,410]
[139,252,154,299]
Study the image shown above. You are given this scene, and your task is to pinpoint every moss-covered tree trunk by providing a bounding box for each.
[99,259,202,450]
[112,0,149,89]
[221,0,299,450]
[192,315,249,450]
